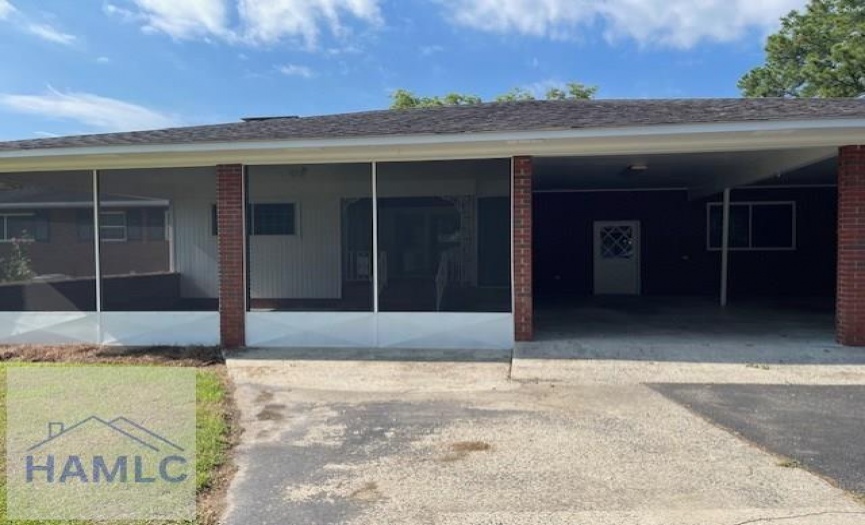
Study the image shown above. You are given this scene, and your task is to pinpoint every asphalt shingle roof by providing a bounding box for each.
[1,98,864,152]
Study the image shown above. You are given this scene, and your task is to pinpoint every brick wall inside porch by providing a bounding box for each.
[513,156,533,341]
[217,164,246,348]
[837,146,865,347]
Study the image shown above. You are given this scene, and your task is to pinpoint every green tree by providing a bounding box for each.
[543,83,598,100]
[390,89,482,109]
[390,82,598,108]
[739,0,865,98]
[494,87,536,102]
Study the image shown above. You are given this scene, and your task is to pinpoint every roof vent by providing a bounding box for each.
[242,116,300,122]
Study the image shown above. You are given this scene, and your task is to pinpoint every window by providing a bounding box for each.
[0,212,49,242]
[77,210,128,241]
[77,209,167,242]
[100,211,127,241]
[707,202,796,251]
[212,203,296,236]
[252,203,295,235]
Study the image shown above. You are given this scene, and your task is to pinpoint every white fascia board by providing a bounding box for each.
[0,118,864,172]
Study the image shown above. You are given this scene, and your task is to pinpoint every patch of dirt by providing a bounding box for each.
[0,344,225,367]
[257,404,287,421]
[439,441,492,462]
[451,441,492,453]
[350,481,385,502]
[255,390,275,403]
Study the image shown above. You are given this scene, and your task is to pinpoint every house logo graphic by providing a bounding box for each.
[23,416,189,484]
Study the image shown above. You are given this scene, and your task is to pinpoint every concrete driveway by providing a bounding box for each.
[222,353,865,525]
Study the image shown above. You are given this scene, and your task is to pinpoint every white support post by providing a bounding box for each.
[720,188,731,307]
[371,162,379,314]
[92,169,102,313]
[510,157,516,317]
[92,169,103,344]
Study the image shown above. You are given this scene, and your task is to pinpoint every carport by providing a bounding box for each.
[522,146,841,356]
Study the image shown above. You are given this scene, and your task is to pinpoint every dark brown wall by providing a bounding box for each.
[534,187,837,300]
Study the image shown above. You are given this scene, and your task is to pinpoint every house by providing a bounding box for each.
[0,99,863,349]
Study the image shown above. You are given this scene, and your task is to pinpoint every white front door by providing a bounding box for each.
[593,221,641,295]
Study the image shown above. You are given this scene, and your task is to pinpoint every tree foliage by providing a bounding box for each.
[739,0,865,98]
[0,237,34,283]
[390,89,483,109]
[390,82,597,109]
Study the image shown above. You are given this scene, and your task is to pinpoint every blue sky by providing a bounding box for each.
[0,0,808,141]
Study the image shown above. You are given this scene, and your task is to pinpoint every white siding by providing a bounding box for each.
[249,195,342,298]
[248,164,370,300]
[102,167,219,298]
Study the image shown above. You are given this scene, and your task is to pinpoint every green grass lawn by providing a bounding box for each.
[0,362,234,525]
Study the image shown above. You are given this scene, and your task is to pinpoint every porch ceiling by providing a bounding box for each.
[534,147,837,194]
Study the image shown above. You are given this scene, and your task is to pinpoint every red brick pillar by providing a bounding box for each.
[513,156,534,341]
[217,164,246,349]
[837,146,865,346]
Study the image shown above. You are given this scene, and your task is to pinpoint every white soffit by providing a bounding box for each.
[0,119,864,172]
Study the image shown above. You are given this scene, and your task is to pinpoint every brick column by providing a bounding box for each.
[217,164,246,349]
[513,156,533,341]
[838,146,865,346]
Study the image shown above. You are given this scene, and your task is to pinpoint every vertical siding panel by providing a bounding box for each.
[101,167,219,300]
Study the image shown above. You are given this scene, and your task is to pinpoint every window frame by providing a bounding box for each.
[78,210,131,242]
[98,210,128,242]
[0,213,34,242]
[250,202,298,236]
[706,201,797,252]
[0,212,49,242]
[212,202,298,237]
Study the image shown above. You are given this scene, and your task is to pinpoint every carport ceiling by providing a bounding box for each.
[534,148,837,192]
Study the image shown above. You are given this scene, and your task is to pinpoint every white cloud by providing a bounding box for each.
[420,44,444,56]
[0,0,14,20]
[114,0,230,40]
[238,0,381,47]
[277,64,314,78]
[107,0,381,48]
[0,88,180,132]
[0,3,79,46]
[26,23,77,45]
[96,56,112,64]
[438,0,807,48]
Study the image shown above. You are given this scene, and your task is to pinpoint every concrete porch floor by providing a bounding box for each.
[519,296,865,364]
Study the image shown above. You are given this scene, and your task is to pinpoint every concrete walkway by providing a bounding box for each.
[222,349,865,525]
